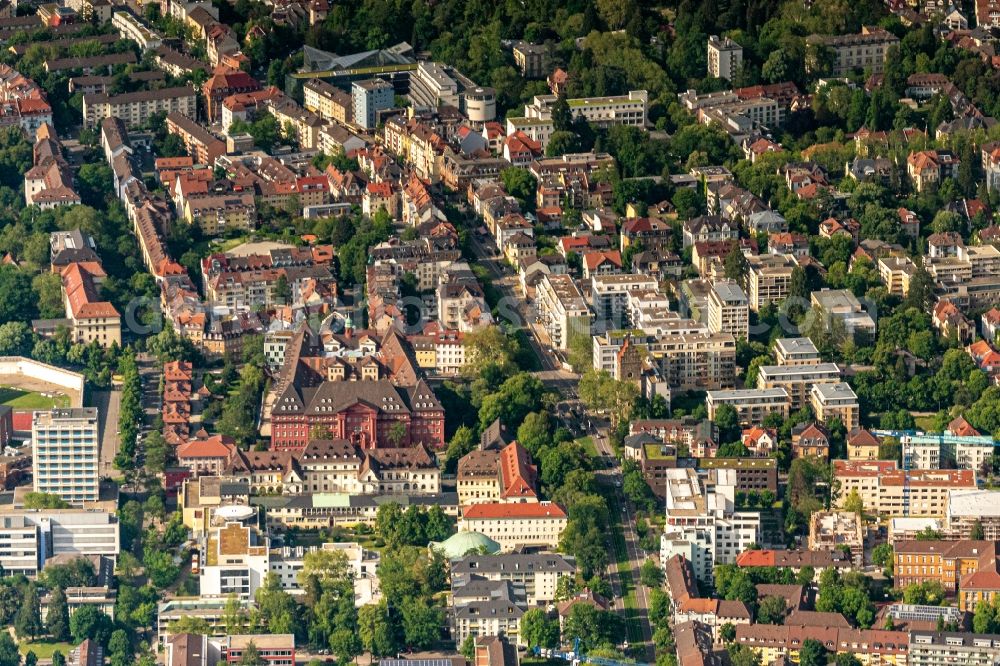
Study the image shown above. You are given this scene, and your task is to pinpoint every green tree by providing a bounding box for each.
[640,559,664,588]
[757,595,787,625]
[15,583,42,640]
[724,244,747,281]
[108,629,132,663]
[872,544,894,573]
[169,616,211,635]
[460,635,476,660]
[501,168,537,210]
[47,586,71,641]
[546,130,579,157]
[444,425,477,474]
[0,265,36,324]
[799,639,828,666]
[727,643,760,666]
[23,492,70,509]
[239,643,266,666]
[843,489,864,516]
[400,596,442,649]
[714,404,740,442]
[0,634,18,666]
[563,604,622,651]
[272,274,291,304]
[552,93,573,132]
[70,605,111,645]
[358,602,399,657]
[520,608,560,649]
[517,411,552,457]
[143,549,180,588]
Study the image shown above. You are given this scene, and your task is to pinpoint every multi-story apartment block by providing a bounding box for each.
[808,511,864,565]
[303,78,353,124]
[708,280,749,339]
[61,263,121,348]
[536,273,590,350]
[746,253,797,311]
[878,256,918,298]
[806,28,899,75]
[907,150,960,192]
[810,382,860,430]
[456,442,538,506]
[811,289,877,341]
[111,11,162,50]
[948,490,1000,540]
[756,363,841,410]
[660,468,761,583]
[452,578,525,646]
[507,91,647,148]
[697,458,778,493]
[651,332,738,391]
[166,112,226,166]
[0,514,40,575]
[708,35,743,80]
[591,273,658,329]
[734,623,908,666]
[352,78,393,130]
[451,553,574,606]
[909,632,1000,666]
[834,460,976,517]
[25,124,80,209]
[773,337,821,365]
[182,192,257,236]
[895,539,992,591]
[39,586,116,623]
[32,408,99,505]
[705,388,791,426]
[82,86,197,129]
[458,502,568,551]
[199,521,269,600]
[512,42,547,78]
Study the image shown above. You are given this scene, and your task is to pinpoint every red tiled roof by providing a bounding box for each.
[463,502,567,519]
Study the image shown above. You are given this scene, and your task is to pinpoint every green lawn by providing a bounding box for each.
[19,641,75,659]
[0,387,70,409]
[209,235,253,253]
[577,436,599,457]
[914,416,937,432]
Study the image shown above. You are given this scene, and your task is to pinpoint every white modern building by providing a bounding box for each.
[810,381,860,430]
[706,388,791,426]
[199,522,269,600]
[451,553,575,606]
[660,468,761,583]
[591,273,659,329]
[268,542,381,606]
[506,91,648,148]
[756,363,841,410]
[708,35,743,81]
[0,509,120,576]
[32,408,100,505]
[773,337,821,365]
[707,280,749,339]
[352,78,394,130]
[536,274,590,350]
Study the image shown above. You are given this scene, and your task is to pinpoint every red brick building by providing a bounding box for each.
[269,379,445,451]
